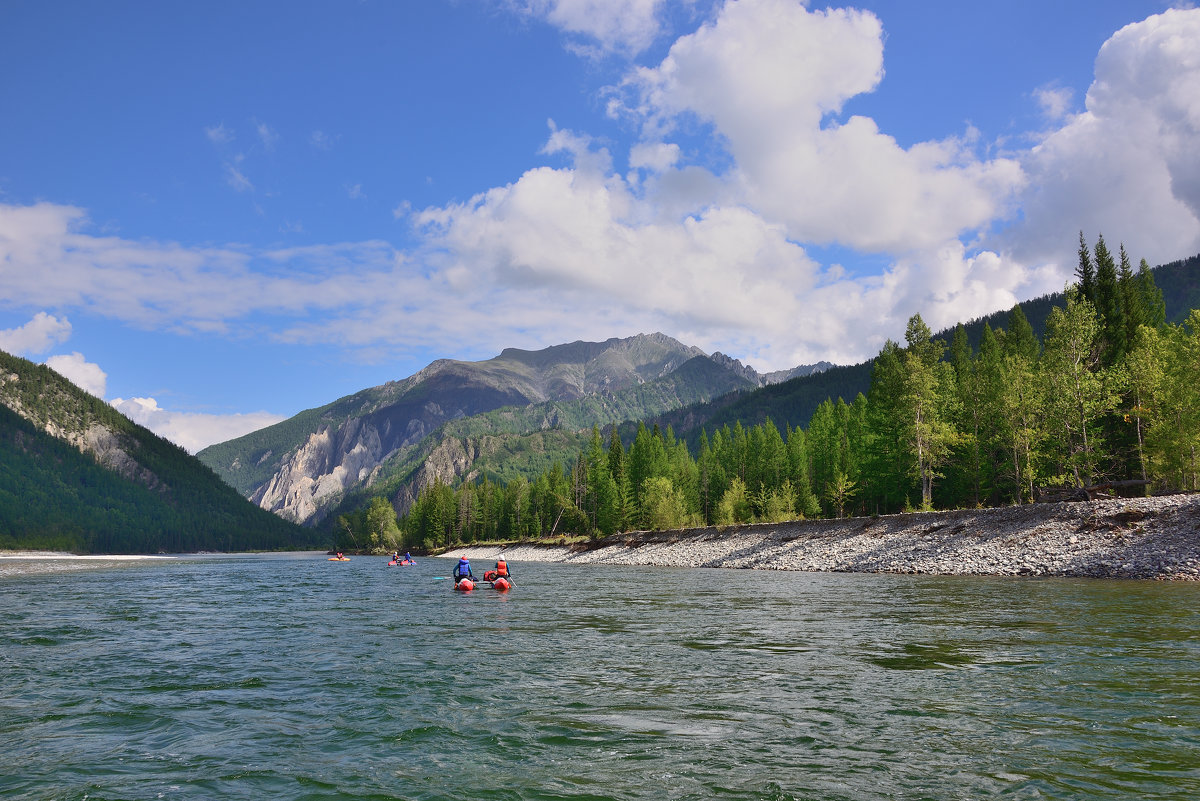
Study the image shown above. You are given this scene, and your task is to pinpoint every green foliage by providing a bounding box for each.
[337,246,1200,544]
[0,352,319,553]
[715,477,751,526]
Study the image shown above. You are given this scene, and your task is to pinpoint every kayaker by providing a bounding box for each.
[404,552,414,564]
[452,556,474,583]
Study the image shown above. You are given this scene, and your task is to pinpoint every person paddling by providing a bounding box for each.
[485,557,513,584]
[452,556,474,585]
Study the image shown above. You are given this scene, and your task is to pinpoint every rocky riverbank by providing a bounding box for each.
[447,493,1200,580]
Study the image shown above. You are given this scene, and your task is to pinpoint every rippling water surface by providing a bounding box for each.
[2,553,1198,800]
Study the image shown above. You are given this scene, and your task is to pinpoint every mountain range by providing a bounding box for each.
[196,332,832,527]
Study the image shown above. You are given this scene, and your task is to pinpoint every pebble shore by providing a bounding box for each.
[448,493,1200,580]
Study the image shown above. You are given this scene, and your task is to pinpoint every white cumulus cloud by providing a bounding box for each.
[0,312,72,356]
[110,396,285,454]
[45,352,107,397]
[621,0,1025,253]
[517,0,668,54]
[995,7,1200,275]
[5,6,1200,378]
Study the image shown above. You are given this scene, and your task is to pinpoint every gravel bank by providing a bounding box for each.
[446,494,1200,580]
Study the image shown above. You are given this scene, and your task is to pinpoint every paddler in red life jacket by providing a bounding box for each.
[452,556,474,583]
[483,557,511,582]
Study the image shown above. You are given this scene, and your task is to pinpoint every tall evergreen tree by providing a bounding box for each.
[1118,244,1144,349]
[864,340,908,512]
[948,323,986,506]
[607,427,631,531]
[1075,230,1096,305]
[1137,258,1166,329]
[1125,325,1163,486]
[1093,234,1125,365]
[1004,304,1040,362]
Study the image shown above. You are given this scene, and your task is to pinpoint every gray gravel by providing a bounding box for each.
[447,494,1200,580]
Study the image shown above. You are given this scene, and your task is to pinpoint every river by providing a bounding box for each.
[2,553,1197,800]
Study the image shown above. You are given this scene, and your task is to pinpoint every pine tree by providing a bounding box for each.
[607,427,631,531]
[786,425,821,518]
[1118,244,1144,349]
[1137,258,1166,329]
[1093,234,1125,365]
[1076,230,1096,305]
[1005,304,1039,362]
[947,323,985,507]
[864,341,908,513]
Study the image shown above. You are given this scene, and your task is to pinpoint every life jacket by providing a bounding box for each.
[456,558,470,577]
[494,559,508,577]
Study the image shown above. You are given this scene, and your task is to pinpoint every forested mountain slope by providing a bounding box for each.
[664,253,1198,444]
[198,333,770,525]
[0,351,318,554]
[319,353,760,525]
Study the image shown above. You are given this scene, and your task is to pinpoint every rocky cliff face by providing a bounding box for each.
[250,416,387,523]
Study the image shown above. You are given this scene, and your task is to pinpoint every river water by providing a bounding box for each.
[1,553,1197,800]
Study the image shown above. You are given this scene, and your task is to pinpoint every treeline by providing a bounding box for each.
[347,234,1195,552]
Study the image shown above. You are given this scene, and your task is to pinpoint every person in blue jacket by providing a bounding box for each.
[452,556,474,583]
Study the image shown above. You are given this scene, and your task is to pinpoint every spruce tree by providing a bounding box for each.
[1093,234,1125,365]
[1137,258,1166,329]
[1076,230,1096,305]
[1005,304,1039,361]
[1118,244,1144,348]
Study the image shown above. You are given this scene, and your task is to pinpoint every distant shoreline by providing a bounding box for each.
[0,552,175,560]
[445,494,1200,581]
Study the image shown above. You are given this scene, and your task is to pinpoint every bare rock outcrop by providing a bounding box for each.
[252,417,390,524]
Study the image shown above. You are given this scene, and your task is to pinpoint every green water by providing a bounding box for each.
[1,554,1198,800]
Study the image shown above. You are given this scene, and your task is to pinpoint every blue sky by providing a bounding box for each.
[3,0,1199,452]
